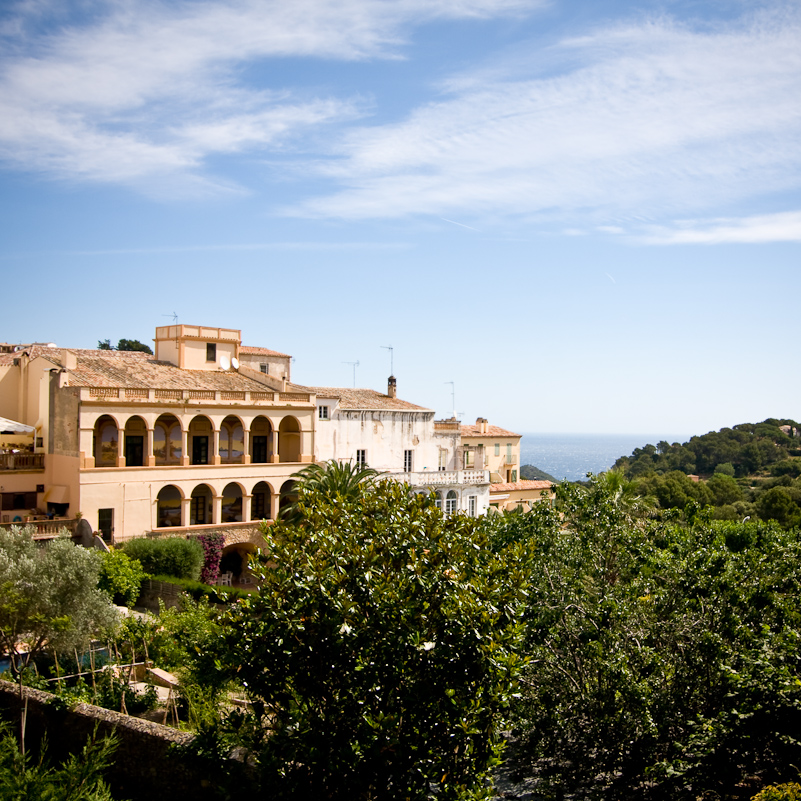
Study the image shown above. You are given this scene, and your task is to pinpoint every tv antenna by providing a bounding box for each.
[445,381,456,418]
[162,312,178,324]
[381,345,394,375]
[342,360,360,388]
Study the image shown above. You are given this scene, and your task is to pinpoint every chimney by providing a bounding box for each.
[476,417,488,434]
[61,349,77,370]
[387,375,397,398]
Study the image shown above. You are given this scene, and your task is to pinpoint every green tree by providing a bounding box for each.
[97,550,145,607]
[204,480,530,800]
[115,338,152,354]
[757,486,801,529]
[0,527,119,676]
[707,472,743,506]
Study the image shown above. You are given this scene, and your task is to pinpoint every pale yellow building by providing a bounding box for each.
[459,418,522,483]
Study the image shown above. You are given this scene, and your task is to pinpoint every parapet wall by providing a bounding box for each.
[0,682,229,800]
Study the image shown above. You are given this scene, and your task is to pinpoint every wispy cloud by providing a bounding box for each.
[639,210,801,245]
[0,0,544,193]
[293,5,801,234]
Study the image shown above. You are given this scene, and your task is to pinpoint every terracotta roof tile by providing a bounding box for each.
[461,424,521,438]
[298,386,432,412]
[240,345,291,358]
[490,480,554,492]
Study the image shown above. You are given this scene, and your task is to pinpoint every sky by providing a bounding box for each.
[0,0,799,437]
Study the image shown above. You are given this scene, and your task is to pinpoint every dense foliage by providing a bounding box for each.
[611,419,801,528]
[121,536,203,581]
[202,478,530,800]
[97,338,153,354]
[97,550,145,607]
[505,477,801,800]
[192,532,224,585]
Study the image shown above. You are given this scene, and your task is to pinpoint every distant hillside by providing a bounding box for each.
[520,464,558,483]
[613,418,801,479]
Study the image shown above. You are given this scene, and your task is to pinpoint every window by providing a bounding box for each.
[319,405,329,420]
[98,508,114,539]
[252,435,268,464]
[260,363,268,374]
[507,444,513,462]
[404,449,413,472]
[438,450,447,471]
[494,443,500,457]
[206,343,216,362]
[435,492,443,511]
[445,490,457,516]
[511,470,518,482]
[192,436,209,465]
[464,449,474,468]
[468,495,477,517]
[356,449,367,469]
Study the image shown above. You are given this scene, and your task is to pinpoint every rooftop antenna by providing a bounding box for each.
[445,381,456,418]
[342,360,360,388]
[381,345,394,376]
[162,312,179,324]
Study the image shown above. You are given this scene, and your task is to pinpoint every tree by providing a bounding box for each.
[0,526,119,676]
[204,480,530,800]
[95,339,153,354]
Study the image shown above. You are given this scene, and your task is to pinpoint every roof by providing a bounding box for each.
[490,480,554,492]
[298,386,433,412]
[240,345,291,358]
[17,348,286,393]
[461,424,521,439]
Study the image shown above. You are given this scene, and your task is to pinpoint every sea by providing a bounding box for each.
[519,433,691,483]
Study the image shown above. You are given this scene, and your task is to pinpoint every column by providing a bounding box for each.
[116,429,126,468]
[271,426,280,463]
[243,494,252,522]
[270,491,280,521]
[212,494,223,525]
[212,428,221,465]
[146,427,155,467]
[182,497,192,527]
[243,428,252,465]
[181,428,189,466]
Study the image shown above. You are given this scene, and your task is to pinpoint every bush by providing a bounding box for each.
[122,536,203,581]
[98,550,145,607]
[203,479,530,800]
[148,575,250,604]
[753,784,801,801]
[192,532,224,585]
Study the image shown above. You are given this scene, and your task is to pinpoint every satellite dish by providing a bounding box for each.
[231,357,239,370]
[219,354,230,371]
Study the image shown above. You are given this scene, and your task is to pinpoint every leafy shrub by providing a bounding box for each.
[148,575,250,604]
[753,784,801,801]
[97,550,145,606]
[203,479,530,800]
[192,532,224,585]
[122,536,203,580]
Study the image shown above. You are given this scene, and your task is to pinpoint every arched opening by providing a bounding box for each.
[156,485,182,528]
[251,416,273,464]
[278,417,301,463]
[435,491,443,511]
[220,542,257,585]
[124,416,146,467]
[445,490,458,516]
[93,415,119,467]
[279,479,297,516]
[154,414,182,466]
[219,415,244,464]
[251,481,272,520]
[190,483,213,526]
[221,482,243,523]
[189,415,212,465]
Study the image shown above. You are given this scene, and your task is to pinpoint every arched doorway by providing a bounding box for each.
[190,484,213,526]
[278,417,301,463]
[156,485,182,528]
[279,479,297,516]
[221,482,243,523]
[154,414,182,465]
[94,415,119,467]
[188,415,212,465]
[250,416,273,463]
[251,481,272,520]
[219,415,244,464]
[124,416,146,467]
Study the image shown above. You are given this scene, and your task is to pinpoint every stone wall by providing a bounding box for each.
[0,682,238,800]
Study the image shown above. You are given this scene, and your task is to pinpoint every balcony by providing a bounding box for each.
[0,452,44,471]
[79,387,312,407]
[390,469,490,487]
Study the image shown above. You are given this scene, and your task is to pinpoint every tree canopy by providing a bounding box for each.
[96,339,152,354]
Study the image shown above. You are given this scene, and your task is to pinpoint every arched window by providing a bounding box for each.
[445,490,457,516]
[279,480,297,516]
[278,417,301,463]
[251,481,272,520]
[251,416,273,464]
[124,416,146,467]
[434,491,443,511]
[219,416,244,464]
[154,414,182,465]
[156,485,182,528]
[188,416,212,465]
[221,483,243,523]
[190,484,213,526]
[93,416,119,467]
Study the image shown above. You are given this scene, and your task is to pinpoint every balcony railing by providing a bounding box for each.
[389,469,489,487]
[0,518,78,539]
[80,387,312,406]
[0,452,44,471]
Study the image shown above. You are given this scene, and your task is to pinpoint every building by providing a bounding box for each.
[488,479,555,511]
[459,418,522,483]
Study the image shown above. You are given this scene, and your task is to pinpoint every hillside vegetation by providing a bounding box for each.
[612,418,801,527]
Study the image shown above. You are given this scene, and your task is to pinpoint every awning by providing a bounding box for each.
[43,485,70,504]
[0,417,34,435]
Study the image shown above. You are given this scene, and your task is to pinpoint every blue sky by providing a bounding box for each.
[1,0,799,437]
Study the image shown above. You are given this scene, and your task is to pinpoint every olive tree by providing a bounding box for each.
[205,480,531,800]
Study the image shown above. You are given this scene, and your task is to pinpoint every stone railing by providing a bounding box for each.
[0,517,78,538]
[81,387,312,405]
[389,469,490,487]
[0,452,44,470]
